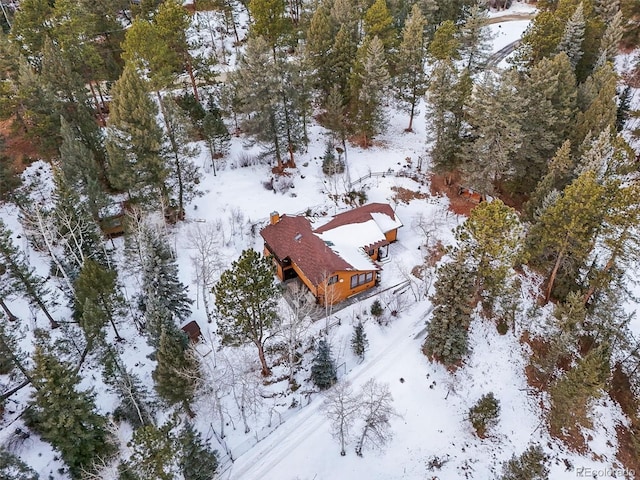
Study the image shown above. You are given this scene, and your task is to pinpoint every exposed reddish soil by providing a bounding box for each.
[0,118,41,173]
[391,185,429,204]
[609,364,640,474]
[428,172,477,217]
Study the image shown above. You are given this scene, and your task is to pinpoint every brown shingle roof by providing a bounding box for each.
[261,215,362,286]
[314,203,400,234]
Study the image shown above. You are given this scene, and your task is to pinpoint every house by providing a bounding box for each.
[260,203,402,305]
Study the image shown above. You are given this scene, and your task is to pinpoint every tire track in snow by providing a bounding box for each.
[227,314,429,480]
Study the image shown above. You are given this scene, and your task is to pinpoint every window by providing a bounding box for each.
[351,272,374,289]
[327,275,339,285]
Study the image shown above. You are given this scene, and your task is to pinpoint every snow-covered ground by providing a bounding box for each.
[1,2,638,479]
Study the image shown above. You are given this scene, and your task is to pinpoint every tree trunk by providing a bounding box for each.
[407,100,415,132]
[355,424,369,456]
[255,341,271,376]
[545,246,567,303]
[185,56,200,102]
[35,296,59,329]
[156,91,185,217]
[0,299,17,321]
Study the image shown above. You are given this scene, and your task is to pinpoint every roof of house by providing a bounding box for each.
[314,203,403,235]
[261,203,402,286]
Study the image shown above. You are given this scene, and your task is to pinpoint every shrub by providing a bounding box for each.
[322,144,344,175]
[499,444,549,480]
[370,300,384,318]
[469,392,500,438]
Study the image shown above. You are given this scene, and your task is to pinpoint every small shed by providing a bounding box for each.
[181,320,202,343]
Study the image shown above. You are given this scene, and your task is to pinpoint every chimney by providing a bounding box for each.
[270,211,280,225]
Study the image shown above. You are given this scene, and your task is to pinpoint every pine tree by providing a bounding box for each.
[0,137,21,202]
[141,228,193,347]
[0,448,39,480]
[422,258,474,367]
[306,1,337,99]
[74,259,125,342]
[556,2,586,70]
[500,445,549,480]
[248,0,292,50]
[0,219,58,328]
[124,421,181,480]
[351,321,369,360]
[458,4,493,72]
[454,199,522,311]
[201,96,231,176]
[425,61,471,178]
[161,95,202,217]
[152,327,199,415]
[58,117,107,219]
[178,423,219,480]
[328,24,358,104]
[549,345,610,438]
[428,20,459,61]
[311,339,337,390]
[363,0,396,54]
[572,63,617,149]
[615,85,632,132]
[394,4,428,132]
[350,36,390,147]
[25,345,114,477]
[526,170,607,302]
[513,52,577,194]
[213,249,279,376]
[105,63,167,206]
[468,392,500,438]
[597,10,623,64]
[463,71,524,194]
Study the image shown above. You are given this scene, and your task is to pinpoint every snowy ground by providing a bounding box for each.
[1,2,638,479]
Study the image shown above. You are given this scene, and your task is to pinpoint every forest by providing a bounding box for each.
[0,0,640,479]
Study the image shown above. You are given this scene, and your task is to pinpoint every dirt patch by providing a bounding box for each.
[0,118,41,172]
[391,186,428,204]
[428,172,479,217]
[609,363,640,474]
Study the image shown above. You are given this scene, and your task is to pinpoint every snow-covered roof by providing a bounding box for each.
[316,220,386,271]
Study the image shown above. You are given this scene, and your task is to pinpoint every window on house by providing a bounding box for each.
[327,275,339,285]
[351,272,373,289]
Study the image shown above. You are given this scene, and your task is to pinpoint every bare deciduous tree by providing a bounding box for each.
[279,282,316,383]
[355,379,398,457]
[323,381,360,456]
[224,350,266,434]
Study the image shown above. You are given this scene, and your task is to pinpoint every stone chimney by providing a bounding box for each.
[270,211,280,225]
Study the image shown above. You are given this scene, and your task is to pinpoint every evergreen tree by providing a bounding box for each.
[74,259,125,342]
[141,228,193,347]
[425,61,471,178]
[500,445,549,480]
[556,2,586,70]
[597,10,623,64]
[51,170,107,275]
[102,348,153,429]
[615,85,632,132]
[454,199,522,311]
[422,258,474,367]
[458,4,493,72]
[213,249,279,376]
[0,138,21,201]
[0,448,39,480]
[572,62,617,149]
[178,423,219,480]
[428,20,459,61]
[351,321,369,360]
[123,421,181,480]
[363,0,397,54]
[161,95,202,217]
[394,4,428,132]
[328,24,358,104]
[152,327,200,415]
[468,392,500,438]
[350,36,390,146]
[526,170,606,302]
[0,218,58,328]
[306,1,338,99]
[548,345,610,437]
[248,0,292,50]
[25,345,114,477]
[202,96,231,176]
[463,71,524,193]
[311,339,337,390]
[105,63,167,206]
[58,117,107,219]
[513,53,577,194]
